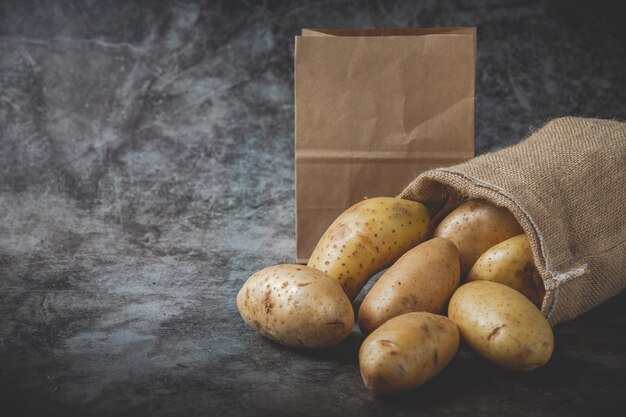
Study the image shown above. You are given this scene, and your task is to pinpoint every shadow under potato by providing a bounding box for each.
[268,329,365,365]
[374,348,545,407]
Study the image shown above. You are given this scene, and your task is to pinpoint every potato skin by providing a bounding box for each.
[358,238,460,334]
[448,281,553,371]
[236,264,354,348]
[359,312,459,394]
[467,234,545,307]
[434,200,523,274]
[308,197,430,300]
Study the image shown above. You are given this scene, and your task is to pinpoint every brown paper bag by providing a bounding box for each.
[400,117,626,325]
[295,28,477,263]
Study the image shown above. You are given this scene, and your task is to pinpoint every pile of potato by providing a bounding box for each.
[237,197,553,394]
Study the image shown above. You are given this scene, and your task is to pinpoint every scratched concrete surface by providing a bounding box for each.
[0,1,625,416]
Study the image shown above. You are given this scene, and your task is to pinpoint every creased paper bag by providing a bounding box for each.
[294,28,477,263]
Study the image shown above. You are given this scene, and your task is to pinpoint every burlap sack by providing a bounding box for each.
[399,117,626,326]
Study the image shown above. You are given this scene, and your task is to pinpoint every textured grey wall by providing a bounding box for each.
[0,1,624,416]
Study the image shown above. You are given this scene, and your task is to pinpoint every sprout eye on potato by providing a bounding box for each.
[467,234,545,307]
[359,312,459,394]
[448,281,554,372]
[434,200,523,274]
[236,264,354,349]
[307,197,430,300]
[358,237,460,334]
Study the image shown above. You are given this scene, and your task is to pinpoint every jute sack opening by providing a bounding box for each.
[399,117,626,326]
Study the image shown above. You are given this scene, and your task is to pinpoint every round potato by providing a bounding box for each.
[359,312,459,394]
[358,237,460,334]
[434,200,523,274]
[448,281,553,371]
[467,234,545,307]
[236,264,354,348]
[308,197,430,300]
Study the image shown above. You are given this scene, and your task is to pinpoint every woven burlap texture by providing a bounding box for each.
[399,117,626,326]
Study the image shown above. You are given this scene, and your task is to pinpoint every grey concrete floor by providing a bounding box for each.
[0,1,625,416]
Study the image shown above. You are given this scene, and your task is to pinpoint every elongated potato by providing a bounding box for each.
[358,238,460,334]
[467,234,545,307]
[237,265,354,348]
[359,312,459,394]
[448,281,553,371]
[308,197,430,300]
[434,200,523,274]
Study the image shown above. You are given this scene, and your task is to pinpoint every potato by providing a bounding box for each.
[359,312,459,394]
[434,200,523,274]
[467,234,545,307]
[358,238,460,334]
[448,281,553,371]
[308,197,430,300]
[236,264,354,348]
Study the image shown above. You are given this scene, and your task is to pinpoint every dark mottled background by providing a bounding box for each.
[0,1,625,416]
